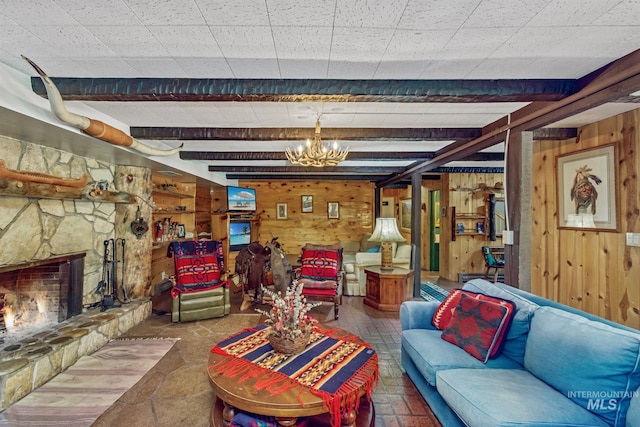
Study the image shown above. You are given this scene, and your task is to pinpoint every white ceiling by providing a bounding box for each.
[1,0,640,183]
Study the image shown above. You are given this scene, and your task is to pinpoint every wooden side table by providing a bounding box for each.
[363,266,414,311]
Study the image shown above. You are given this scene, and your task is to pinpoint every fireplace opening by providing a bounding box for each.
[0,253,85,346]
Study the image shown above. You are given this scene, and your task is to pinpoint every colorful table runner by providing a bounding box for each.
[209,324,378,427]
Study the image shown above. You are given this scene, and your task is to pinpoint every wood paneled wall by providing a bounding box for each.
[531,108,640,328]
[238,180,375,255]
[440,172,505,281]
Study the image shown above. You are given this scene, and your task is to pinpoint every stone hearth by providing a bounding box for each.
[0,298,151,410]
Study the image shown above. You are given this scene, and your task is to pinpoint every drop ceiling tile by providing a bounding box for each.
[123,0,205,25]
[526,0,625,27]
[419,59,484,79]
[149,26,223,57]
[436,28,516,60]
[173,58,234,78]
[463,0,549,28]
[0,25,67,61]
[548,26,640,59]
[327,60,378,79]
[23,25,114,58]
[334,0,407,28]
[490,26,582,59]
[330,27,393,61]
[267,0,337,26]
[54,0,142,26]
[398,0,478,30]
[199,0,270,26]
[89,26,169,57]
[272,26,332,60]
[592,0,640,25]
[210,26,276,59]
[124,57,186,77]
[374,60,431,79]
[226,58,281,78]
[278,59,330,79]
[384,29,455,61]
[0,0,76,25]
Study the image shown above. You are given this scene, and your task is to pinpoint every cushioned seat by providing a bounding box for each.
[295,244,343,319]
[167,240,231,322]
[437,369,610,427]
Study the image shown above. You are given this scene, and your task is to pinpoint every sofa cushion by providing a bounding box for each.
[339,240,360,254]
[394,244,412,259]
[525,306,640,427]
[437,368,610,427]
[366,246,380,253]
[462,279,539,365]
[402,329,522,387]
[441,293,515,362]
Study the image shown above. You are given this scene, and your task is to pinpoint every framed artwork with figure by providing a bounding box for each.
[556,144,618,231]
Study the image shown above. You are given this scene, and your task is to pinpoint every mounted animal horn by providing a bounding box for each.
[21,55,182,157]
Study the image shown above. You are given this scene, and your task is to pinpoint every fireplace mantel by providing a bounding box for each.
[0,252,86,274]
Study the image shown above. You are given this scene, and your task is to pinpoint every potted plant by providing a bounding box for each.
[256,281,320,354]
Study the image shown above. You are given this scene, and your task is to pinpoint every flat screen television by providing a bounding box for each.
[227,186,257,212]
[229,221,251,251]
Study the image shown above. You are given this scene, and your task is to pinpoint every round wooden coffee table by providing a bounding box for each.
[207,328,376,427]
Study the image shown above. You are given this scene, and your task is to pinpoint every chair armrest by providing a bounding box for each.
[400,301,440,331]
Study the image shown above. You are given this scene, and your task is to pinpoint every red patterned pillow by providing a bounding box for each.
[174,254,220,285]
[433,289,516,358]
[300,249,340,279]
[441,293,515,362]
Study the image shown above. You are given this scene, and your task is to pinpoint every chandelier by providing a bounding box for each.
[285,118,348,167]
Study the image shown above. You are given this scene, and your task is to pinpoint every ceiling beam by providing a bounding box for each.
[180,151,504,162]
[132,127,482,141]
[32,78,578,103]
[377,48,640,187]
[208,166,408,173]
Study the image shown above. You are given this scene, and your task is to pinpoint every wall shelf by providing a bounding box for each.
[451,207,487,241]
[0,179,134,203]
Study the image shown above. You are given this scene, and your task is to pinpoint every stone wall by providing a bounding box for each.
[0,136,117,306]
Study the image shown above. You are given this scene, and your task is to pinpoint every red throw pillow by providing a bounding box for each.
[433,289,516,359]
[174,254,220,285]
[300,249,340,279]
[441,293,515,362]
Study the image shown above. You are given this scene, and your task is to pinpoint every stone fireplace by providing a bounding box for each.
[0,253,85,346]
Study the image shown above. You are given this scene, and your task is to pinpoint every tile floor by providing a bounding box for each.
[93,275,457,427]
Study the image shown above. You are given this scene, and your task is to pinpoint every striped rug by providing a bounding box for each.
[0,338,178,426]
[420,282,450,302]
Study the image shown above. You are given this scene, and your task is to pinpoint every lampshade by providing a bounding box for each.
[369,218,406,243]
[369,218,406,271]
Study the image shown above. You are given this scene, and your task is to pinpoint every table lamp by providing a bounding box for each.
[369,217,406,271]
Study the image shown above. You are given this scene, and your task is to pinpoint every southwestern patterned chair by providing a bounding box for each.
[294,244,343,320]
[167,240,231,322]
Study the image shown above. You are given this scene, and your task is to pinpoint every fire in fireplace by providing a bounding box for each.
[0,253,84,346]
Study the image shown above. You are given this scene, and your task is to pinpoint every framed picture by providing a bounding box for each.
[177,224,186,238]
[328,202,339,219]
[301,195,313,213]
[556,144,618,231]
[400,198,411,231]
[276,203,287,219]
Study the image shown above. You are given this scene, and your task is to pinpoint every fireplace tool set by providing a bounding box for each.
[97,238,128,311]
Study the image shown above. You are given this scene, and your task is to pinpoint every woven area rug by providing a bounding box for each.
[0,338,179,426]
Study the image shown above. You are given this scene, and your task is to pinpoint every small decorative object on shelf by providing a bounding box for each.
[476,222,484,233]
[457,223,465,234]
[256,281,320,354]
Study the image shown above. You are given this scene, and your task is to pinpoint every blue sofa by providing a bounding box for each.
[400,279,640,427]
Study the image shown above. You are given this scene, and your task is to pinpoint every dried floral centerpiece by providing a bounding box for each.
[256,281,320,354]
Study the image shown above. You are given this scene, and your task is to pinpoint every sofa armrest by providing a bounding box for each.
[400,300,439,331]
[355,252,382,266]
[626,386,640,427]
